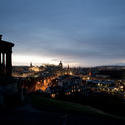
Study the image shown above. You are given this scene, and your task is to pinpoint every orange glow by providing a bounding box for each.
[89,72,92,76]
[35,75,59,92]
[51,94,56,98]
[29,66,40,72]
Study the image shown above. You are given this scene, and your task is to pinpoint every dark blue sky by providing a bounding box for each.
[0,0,125,66]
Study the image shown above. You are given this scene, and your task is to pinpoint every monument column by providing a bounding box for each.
[1,53,5,74]
[6,52,12,76]
[2,53,5,65]
[0,53,1,64]
[0,53,1,75]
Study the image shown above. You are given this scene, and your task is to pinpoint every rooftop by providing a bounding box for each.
[0,35,14,47]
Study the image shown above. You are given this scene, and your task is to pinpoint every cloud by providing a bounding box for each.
[0,0,125,66]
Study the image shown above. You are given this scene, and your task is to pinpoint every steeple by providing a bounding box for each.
[66,64,70,75]
[59,61,63,68]
[68,64,70,70]
[30,62,33,67]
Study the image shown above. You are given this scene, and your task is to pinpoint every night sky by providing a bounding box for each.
[0,0,125,67]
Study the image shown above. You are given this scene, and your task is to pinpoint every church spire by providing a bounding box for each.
[59,61,63,68]
[30,62,33,67]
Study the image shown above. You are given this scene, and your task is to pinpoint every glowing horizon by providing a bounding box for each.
[12,54,81,67]
[12,53,125,67]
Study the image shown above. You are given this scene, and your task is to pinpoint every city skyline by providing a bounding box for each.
[0,0,125,66]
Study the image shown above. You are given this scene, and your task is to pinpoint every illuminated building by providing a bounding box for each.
[29,66,40,72]
[65,64,73,75]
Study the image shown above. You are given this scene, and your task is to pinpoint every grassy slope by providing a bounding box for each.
[30,95,125,121]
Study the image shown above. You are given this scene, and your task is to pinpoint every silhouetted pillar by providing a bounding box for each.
[2,53,5,65]
[0,53,5,75]
[0,53,1,75]
[6,52,12,76]
[0,53,1,64]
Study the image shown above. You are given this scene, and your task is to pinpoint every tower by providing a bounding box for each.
[59,61,63,68]
[66,64,70,75]
[30,62,33,67]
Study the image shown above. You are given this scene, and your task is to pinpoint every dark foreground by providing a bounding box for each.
[0,104,124,125]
